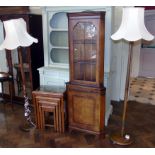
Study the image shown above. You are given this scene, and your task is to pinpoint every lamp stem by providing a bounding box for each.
[121,42,134,136]
[18,48,26,96]
[18,47,35,131]
[110,42,134,145]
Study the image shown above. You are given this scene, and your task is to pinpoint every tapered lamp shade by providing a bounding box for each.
[111,7,154,42]
[0,18,38,50]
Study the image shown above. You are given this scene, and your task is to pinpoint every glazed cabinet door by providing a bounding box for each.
[68,12,105,87]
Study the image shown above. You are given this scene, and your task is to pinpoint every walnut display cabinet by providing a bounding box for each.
[66,12,106,135]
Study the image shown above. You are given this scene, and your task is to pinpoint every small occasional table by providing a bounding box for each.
[32,85,66,133]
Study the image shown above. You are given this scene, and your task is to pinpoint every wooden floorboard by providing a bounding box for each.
[0,100,155,148]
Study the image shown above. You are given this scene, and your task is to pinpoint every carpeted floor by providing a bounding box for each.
[129,77,155,105]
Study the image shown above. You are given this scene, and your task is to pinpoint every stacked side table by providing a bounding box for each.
[32,85,66,133]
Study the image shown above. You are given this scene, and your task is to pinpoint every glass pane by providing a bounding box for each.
[73,22,97,41]
[50,49,69,63]
[73,22,97,82]
[74,63,96,81]
[50,12,68,29]
[50,31,68,47]
[73,44,84,61]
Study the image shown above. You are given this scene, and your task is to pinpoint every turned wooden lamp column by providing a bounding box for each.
[110,7,154,145]
[0,18,38,131]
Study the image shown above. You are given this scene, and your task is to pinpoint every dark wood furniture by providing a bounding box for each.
[32,85,66,133]
[0,72,13,107]
[14,63,30,95]
[0,7,44,102]
[38,99,58,131]
[66,12,106,135]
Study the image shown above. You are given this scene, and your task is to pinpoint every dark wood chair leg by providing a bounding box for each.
[9,80,14,110]
[1,81,3,98]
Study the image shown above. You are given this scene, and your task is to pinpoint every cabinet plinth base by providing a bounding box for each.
[68,126,105,137]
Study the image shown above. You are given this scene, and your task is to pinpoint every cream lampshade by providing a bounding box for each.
[0,18,38,50]
[0,18,38,131]
[111,7,154,42]
[110,7,154,145]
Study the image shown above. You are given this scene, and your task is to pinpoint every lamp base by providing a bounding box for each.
[110,133,133,146]
[19,122,36,132]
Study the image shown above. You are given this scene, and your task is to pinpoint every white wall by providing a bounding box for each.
[0,21,7,72]
[110,7,122,101]
[110,7,146,100]
[29,6,42,15]
[110,6,128,101]
[0,21,8,93]
[109,6,147,101]
[131,10,155,78]
[131,41,141,77]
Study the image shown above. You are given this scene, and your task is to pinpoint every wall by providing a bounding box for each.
[0,21,7,72]
[0,21,7,93]
[110,6,130,101]
[29,6,42,14]
[110,7,151,100]
[130,9,155,78]
[131,41,141,77]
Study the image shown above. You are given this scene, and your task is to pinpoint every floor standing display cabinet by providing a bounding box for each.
[66,12,106,135]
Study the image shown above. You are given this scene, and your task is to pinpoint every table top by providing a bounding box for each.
[36,85,66,94]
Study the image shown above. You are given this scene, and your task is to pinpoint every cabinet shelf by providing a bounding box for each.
[50,12,68,29]
[50,48,69,64]
[52,46,69,50]
[74,59,96,64]
[73,39,96,44]
[50,31,68,47]
[51,28,68,32]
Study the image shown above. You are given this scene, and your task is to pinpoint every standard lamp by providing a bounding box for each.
[111,7,154,145]
[0,18,38,131]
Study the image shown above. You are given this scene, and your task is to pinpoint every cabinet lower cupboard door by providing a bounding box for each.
[67,84,105,135]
